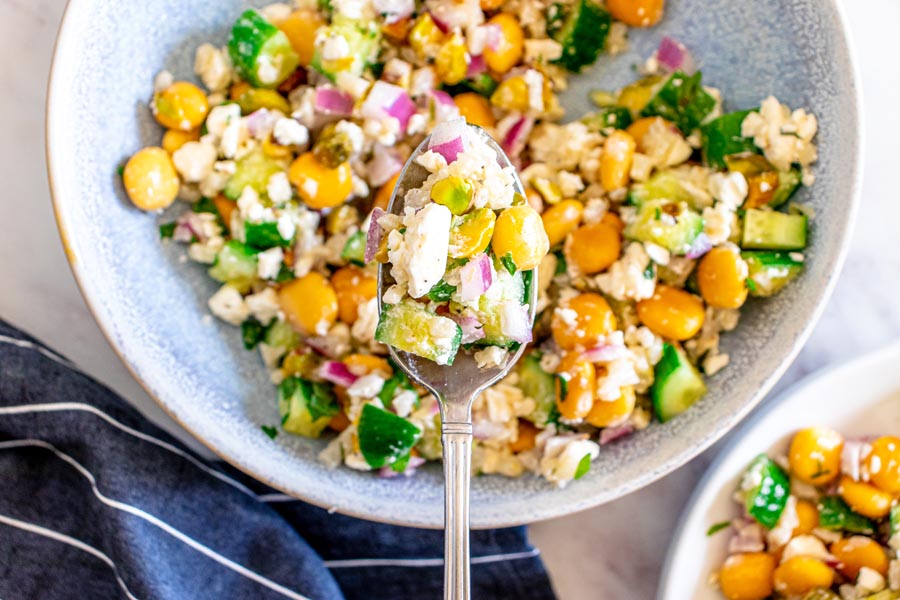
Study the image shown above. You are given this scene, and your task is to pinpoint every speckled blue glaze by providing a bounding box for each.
[47,0,861,528]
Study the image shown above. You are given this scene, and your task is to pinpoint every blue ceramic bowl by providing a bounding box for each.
[47,0,861,527]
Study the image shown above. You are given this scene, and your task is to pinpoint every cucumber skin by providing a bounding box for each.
[771,168,802,207]
[375,300,463,365]
[741,209,808,251]
[277,377,338,438]
[651,343,707,422]
[742,251,803,297]
[624,199,704,255]
[208,240,259,293]
[517,352,556,426]
[701,110,757,169]
[743,454,790,529]
[548,0,612,73]
[582,107,633,131]
[357,404,422,468]
[228,10,299,88]
[224,148,286,200]
[817,496,877,535]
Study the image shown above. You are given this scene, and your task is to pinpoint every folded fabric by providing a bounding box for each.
[0,320,555,600]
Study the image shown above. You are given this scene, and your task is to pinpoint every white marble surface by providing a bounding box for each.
[1,1,898,597]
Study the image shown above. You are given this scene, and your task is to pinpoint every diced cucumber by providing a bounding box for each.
[341,231,367,266]
[311,20,381,81]
[228,10,300,89]
[234,88,291,115]
[742,251,804,297]
[244,221,292,250]
[701,110,757,169]
[641,71,717,134]
[581,106,633,131]
[517,352,556,426]
[817,496,876,535]
[209,240,259,293]
[375,299,463,365]
[357,403,422,468]
[476,269,526,347]
[741,209,807,250]
[652,343,707,422]
[547,0,611,72]
[770,168,802,208]
[624,199,704,255]
[278,376,338,438]
[627,170,698,209]
[224,148,286,200]
[264,318,301,351]
[742,454,790,529]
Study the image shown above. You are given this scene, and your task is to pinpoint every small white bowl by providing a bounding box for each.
[658,342,900,599]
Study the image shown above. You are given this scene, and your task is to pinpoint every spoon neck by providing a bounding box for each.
[440,400,473,426]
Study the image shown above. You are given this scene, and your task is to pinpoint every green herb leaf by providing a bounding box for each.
[261,425,278,439]
[306,381,339,422]
[378,362,418,409]
[744,277,758,293]
[245,222,290,250]
[706,521,731,536]
[241,317,267,350]
[275,264,295,283]
[117,165,125,177]
[390,451,412,473]
[553,250,568,276]
[643,262,655,280]
[500,252,518,275]
[654,207,662,221]
[555,374,569,403]
[573,453,592,480]
[159,222,177,239]
[427,280,457,303]
[194,196,220,216]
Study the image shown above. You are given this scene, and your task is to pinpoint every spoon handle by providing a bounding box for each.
[442,421,472,600]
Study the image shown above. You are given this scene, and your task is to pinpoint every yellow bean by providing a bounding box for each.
[565,221,621,275]
[697,246,749,309]
[483,14,523,74]
[490,205,549,270]
[718,553,775,600]
[541,199,583,247]
[772,557,834,597]
[606,0,665,27]
[122,147,180,211]
[153,82,209,132]
[278,272,338,335]
[600,130,636,190]
[288,152,353,210]
[788,427,843,486]
[551,293,618,351]
[636,285,705,341]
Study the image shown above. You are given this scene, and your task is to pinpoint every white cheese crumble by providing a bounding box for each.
[351,297,379,344]
[194,44,231,92]
[172,141,217,183]
[208,285,250,325]
[245,288,280,325]
[392,390,418,418]
[474,346,508,369]
[267,172,293,205]
[389,204,452,298]
[539,435,599,487]
[347,373,386,398]
[205,103,241,139]
[273,118,310,148]
[595,242,656,301]
[257,247,284,280]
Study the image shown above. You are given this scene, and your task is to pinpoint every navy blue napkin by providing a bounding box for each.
[0,320,555,600]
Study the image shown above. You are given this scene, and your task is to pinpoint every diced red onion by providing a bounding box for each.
[319,361,359,387]
[361,81,417,132]
[315,87,354,117]
[841,439,868,481]
[466,54,486,78]
[449,314,485,344]
[582,344,629,363]
[728,520,765,554]
[367,146,403,187]
[305,336,340,359]
[599,423,634,445]
[656,36,695,74]
[484,24,502,52]
[174,212,208,243]
[429,11,450,33]
[685,233,712,259]
[458,254,493,302]
[500,302,533,344]
[246,108,280,137]
[499,116,534,158]
[364,207,386,263]
[430,90,460,123]
[428,117,470,163]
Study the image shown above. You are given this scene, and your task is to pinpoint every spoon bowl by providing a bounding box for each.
[376,126,537,600]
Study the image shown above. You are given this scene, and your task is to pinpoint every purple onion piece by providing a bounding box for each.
[364,208,386,264]
[501,116,534,158]
[315,87,354,116]
[499,302,533,344]
[656,36,695,74]
[319,361,359,387]
[581,344,629,363]
[466,54,486,78]
[685,232,712,259]
[458,254,493,302]
[599,423,634,445]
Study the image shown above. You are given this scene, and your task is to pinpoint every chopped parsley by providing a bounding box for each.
[573,453,592,480]
[500,252,518,275]
[643,262,655,280]
[159,222,177,239]
[745,277,758,293]
[261,425,278,439]
[241,317,267,350]
[706,521,731,537]
[116,164,125,177]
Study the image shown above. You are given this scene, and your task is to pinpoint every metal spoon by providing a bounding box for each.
[376,126,537,600]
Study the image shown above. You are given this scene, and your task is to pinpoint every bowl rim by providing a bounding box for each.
[656,339,900,599]
[45,0,864,528]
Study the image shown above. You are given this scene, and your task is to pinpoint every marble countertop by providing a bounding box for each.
[2,0,898,597]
